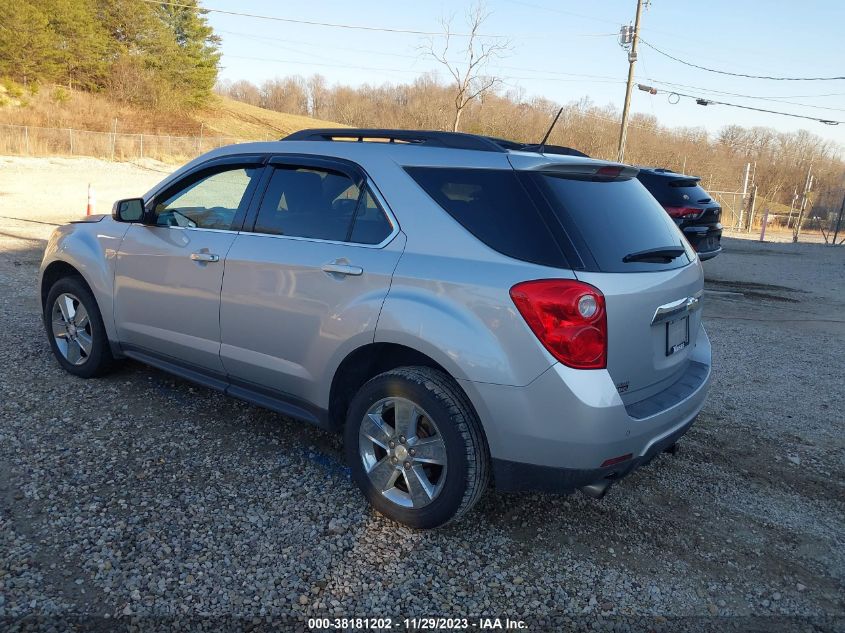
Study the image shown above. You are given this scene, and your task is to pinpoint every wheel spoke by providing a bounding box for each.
[411,436,447,465]
[52,317,68,338]
[367,456,400,492]
[74,305,89,329]
[76,331,93,356]
[55,337,69,357]
[60,295,76,321]
[361,412,392,449]
[403,465,435,507]
[66,339,82,364]
[392,399,419,438]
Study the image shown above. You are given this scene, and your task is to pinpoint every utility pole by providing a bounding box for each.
[832,190,845,246]
[616,0,645,163]
[785,187,799,228]
[793,167,813,243]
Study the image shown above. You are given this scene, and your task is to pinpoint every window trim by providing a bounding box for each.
[243,153,400,249]
[144,154,267,232]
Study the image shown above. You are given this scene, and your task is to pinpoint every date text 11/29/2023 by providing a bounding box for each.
[308,617,528,630]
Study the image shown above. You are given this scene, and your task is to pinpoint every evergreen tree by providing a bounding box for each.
[0,0,220,108]
[0,3,58,85]
[155,0,221,107]
[43,0,109,90]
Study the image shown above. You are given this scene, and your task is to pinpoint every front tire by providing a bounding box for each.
[344,366,489,528]
[44,276,115,378]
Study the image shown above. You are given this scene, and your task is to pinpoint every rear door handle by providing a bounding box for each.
[321,263,363,276]
[190,252,220,263]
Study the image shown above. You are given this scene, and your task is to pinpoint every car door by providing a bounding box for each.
[114,156,266,375]
[219,155,405,411]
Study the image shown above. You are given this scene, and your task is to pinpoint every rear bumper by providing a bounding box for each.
[491,415,694,493]
[683,224,722,260]
[459,326,712,493]
[698,246,722,261]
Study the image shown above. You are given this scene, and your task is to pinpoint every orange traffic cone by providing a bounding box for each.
[86,184,96,216]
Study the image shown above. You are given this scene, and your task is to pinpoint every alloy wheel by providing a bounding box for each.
[358,397,448,509]
[51,293,93,366]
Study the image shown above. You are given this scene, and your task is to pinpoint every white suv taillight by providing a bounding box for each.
[510,279,607,370]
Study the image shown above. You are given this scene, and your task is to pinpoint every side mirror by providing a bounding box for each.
[112,198,145,223]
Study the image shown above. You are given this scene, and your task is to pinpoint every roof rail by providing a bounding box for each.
[282,128,507,153]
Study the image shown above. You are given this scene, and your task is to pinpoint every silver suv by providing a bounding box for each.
[40,129,711,528]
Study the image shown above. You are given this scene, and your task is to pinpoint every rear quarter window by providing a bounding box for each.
[404,167,567,268]
[535,174,693,273]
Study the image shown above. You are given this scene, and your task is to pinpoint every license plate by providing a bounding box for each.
[666,316,689,356]
[701,236,719,251]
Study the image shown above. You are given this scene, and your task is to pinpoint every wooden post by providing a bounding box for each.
[111,119,117,161]
[793,169,813,243]
[139,134,144,159]
[832,191,844,246]
[69,128,74,155]
[746,186,757,232]
[759,208,769,242]
[24,126,29,154]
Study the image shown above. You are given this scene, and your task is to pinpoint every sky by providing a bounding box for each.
[205,0,845,147]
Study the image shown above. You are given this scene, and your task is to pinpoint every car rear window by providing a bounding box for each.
[405,167,567,267]
[638,173,713,206]
[535,174,693,273]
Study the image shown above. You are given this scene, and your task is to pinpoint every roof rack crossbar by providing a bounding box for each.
[282,128,507,153]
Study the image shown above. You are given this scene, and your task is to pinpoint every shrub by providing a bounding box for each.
[52,87,70,104]
[1,78,24,98]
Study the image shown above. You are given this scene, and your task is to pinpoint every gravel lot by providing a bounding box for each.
[1,157,844,631]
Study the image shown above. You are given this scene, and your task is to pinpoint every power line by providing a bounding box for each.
[140,0,508,38]
[225,54,625,86]
[218,29,623,74]
[641,86,844,124]
[220,27,845,109]
[643,79,845,113]
[640,39,845,81]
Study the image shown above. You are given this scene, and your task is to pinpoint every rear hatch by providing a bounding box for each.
[638,171,722,225]
[523,166,704,404]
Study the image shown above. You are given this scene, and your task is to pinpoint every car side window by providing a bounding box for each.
[153,167,259,230]
[254,166,358,241]
[349,189,393,244]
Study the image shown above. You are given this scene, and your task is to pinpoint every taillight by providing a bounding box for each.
[663,205,702,219]
[509,279,607,370]
[595,166,623,178]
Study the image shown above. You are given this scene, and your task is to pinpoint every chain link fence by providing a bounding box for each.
[0,123,244,163]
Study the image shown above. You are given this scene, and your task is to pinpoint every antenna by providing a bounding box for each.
[538,107,563,153]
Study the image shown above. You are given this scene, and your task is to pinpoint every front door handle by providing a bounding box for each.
[190,252,220,263]
[321,263,363,276]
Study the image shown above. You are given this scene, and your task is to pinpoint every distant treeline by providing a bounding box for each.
[217,74,845,216]
[0,0,219,109]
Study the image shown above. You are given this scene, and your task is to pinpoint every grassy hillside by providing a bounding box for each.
[0,85,342,140]
[196,97,343,140]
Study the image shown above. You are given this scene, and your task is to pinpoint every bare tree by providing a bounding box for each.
[423,2,509,132]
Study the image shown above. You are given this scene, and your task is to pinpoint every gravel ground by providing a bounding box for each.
[1,157,844,632]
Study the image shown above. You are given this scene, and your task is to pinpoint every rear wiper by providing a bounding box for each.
[622,247,686,263]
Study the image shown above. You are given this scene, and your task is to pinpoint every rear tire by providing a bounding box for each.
[44,276,115,378]
[344,366,489,528]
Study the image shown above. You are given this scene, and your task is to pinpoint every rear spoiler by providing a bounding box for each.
[508,153,639,179]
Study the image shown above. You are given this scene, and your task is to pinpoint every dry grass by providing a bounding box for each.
[0,86,199,134]
[0,86,344,163]
[197,97,344,140]
[0,86,342,139]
